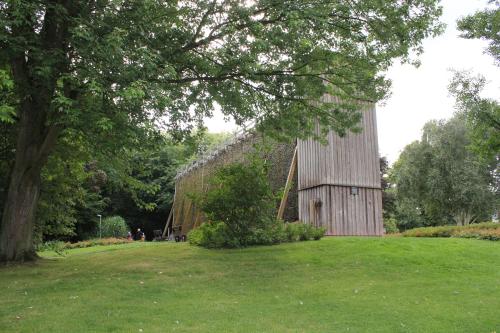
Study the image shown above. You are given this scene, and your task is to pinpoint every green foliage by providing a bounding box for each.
[284,223,326,242]
[188,221,325,248]
[64,238,132,249]
[100,216,129,238]
[200,158,277,246]
[0,69,16,124]
[36,237,133,252]
[454,2,499,160]
[380,157,396,220]
[187,222,230,249]
[448,71,500,159]
[391,115,497,229]
[1,0,443,144]
[35,241,68,256]
[383,218,399,234]
[402,222,500,241]
[457,1,500,63]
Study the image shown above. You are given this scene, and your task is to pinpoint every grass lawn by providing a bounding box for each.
[1,237,499,332]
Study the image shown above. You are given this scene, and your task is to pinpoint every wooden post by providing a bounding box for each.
[162,187,176,238]
[277,146,298,220]
[162,208,173,238]
[309,199,316,227]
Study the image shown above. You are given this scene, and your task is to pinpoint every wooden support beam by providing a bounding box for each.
[162,208,173,238]
[309,199,316,227]
[162,188,176,238]
[277,146,298,220]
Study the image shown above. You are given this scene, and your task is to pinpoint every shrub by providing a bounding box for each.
[402,222,500,241]
[284,223,302,242]
[189,157,326,249]
[384,218,399,234]
[285,223,326,241]
[188,221,326,249]
[65,237,132,249]
[199,158,277,247]
[35,240,67,256]
[188,222,229,248]
[100,216,129,238]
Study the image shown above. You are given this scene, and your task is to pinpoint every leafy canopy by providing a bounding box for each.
[453,2,499,159]
[457,0,500,63]
[0,0,444,140]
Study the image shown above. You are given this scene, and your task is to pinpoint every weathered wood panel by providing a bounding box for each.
[297,102,383,236]
[299,185,383,236]
[297,103,381,190]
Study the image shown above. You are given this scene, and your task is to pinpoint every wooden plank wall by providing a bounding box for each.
[299,186,383,235]
[171,134,297,235]
[297,100,381,190]
[297,100,383,236]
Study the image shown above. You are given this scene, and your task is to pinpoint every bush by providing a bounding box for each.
[402,222,500,241]
[189,158,326,249]
[65,237,132,249]
[35,240,67,256]
[188,221,326,249]
[100,216,129,238]
[384,218,399,234]
[199,158,278,247]
[188,222,229,248]
[285,223,326,241]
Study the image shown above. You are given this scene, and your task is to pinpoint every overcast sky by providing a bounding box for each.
[205,0,500,163]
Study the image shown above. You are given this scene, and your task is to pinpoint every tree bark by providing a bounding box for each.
[0,161,41,262]
[0,100,58,262]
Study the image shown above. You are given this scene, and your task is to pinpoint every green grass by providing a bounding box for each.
[1,238,499,332]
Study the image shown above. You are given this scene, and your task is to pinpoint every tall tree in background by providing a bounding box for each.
[0,0,443,261]
[391,116,497,229]
[452,2,500,159]
[449,71,499,159]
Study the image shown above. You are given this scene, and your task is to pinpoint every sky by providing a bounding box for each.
[205,0,500,163]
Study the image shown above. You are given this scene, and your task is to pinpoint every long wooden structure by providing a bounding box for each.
[169,98,383,237]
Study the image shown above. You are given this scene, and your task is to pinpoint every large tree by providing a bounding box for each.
[0,0,443,261]
[391,116,497,229]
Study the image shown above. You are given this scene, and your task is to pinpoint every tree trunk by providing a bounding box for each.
[0,162,41,262]
[0,101,58,263]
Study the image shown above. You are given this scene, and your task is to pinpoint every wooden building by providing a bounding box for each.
[297,101,383,235]
[166,101,383,237]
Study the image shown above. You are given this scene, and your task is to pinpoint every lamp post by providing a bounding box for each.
[97,214,102,238]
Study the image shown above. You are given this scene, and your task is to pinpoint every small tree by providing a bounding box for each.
[201,157,277,247]
[100,216,128,238]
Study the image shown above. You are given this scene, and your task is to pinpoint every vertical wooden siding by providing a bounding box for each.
[297,103,381,190]
[297,102,383,236]
[299,186,383,235]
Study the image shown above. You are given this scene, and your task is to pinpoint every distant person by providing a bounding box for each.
[127,231,132,241]
[135,228,144,241]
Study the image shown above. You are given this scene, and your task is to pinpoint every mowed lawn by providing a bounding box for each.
[1,238,499,332]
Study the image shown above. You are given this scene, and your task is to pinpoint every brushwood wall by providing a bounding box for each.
[172,133,297,235]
